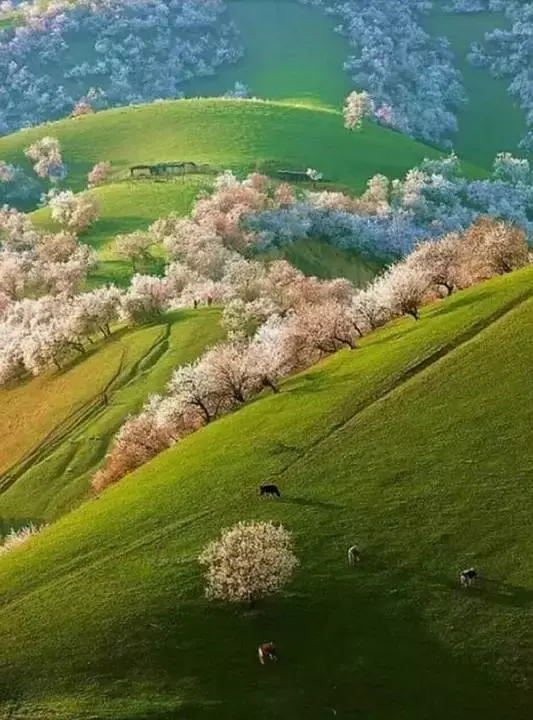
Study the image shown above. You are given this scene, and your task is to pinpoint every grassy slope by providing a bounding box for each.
[0,309,222,524]
[191,0,352,109]
[0,266,532,719]
[0,100,447,193]
[423,6,528,168]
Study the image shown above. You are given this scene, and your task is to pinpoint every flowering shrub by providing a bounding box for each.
[0,0,243,135]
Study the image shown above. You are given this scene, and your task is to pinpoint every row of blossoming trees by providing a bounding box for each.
[0,0,242,136]
[88,171,530,492]
[0,159,530,489]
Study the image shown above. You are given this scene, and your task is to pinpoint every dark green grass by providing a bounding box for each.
[0,266,532,719]
[423,6,528,168]
[191,0,352,109]
[0,309,223,523]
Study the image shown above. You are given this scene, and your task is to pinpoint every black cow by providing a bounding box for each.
[260,483,281,498]
[460,568,478,588]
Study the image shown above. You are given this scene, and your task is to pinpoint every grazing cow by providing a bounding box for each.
[258,642,277,665]
[260,483,281,498]
[460,568,478,588]
[347,545,361,566]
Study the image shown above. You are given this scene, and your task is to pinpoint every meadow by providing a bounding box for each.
[0,266,532,719]
[1,5,533,718]
[423,5,528,168]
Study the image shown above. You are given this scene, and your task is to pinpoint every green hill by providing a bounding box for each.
[1,266,532,719]
[0,308,223,523]
[0,99,448,193]
[2,97,454,285]
[190,0,352,110]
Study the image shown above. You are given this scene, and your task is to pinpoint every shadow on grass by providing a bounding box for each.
[426,291,488,319]
[7,569,528,720]
[282,496,342,510]
[0,516,46,538]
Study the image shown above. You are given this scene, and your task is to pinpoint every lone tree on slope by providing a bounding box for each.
[199,521,298,608]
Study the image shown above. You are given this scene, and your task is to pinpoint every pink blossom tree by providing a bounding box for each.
[87,161,112,188]
[47,190,100,233]
[120,275,169,324]
[24,137,64,180]
[343,91,374,130]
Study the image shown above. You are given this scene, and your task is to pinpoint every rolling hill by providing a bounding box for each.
[0,97,458,285]
[0,99,448,193]
[1,265,532,719]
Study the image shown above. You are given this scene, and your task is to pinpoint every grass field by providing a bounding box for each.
[191,0,352,109]
[0,265,532,719]
[423,6,528,168]
[0,309,223,524]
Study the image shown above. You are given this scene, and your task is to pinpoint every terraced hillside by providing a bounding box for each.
[0,308,223,524]
[1,266,532,720]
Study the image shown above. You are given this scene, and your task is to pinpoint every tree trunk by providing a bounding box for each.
[263,377,279,393]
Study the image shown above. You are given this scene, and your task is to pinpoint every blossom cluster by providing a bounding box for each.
[199,521,298,605]
[301,0,466,146]
[247,153,533,257]
[0,0,243,135]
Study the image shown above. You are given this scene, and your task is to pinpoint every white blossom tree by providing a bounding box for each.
[24,136,64,180]
[48,190,100,232]
[199,521,298,607]
[115,231,155,271]
[343,91,374,130]
[378,263,431,321]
